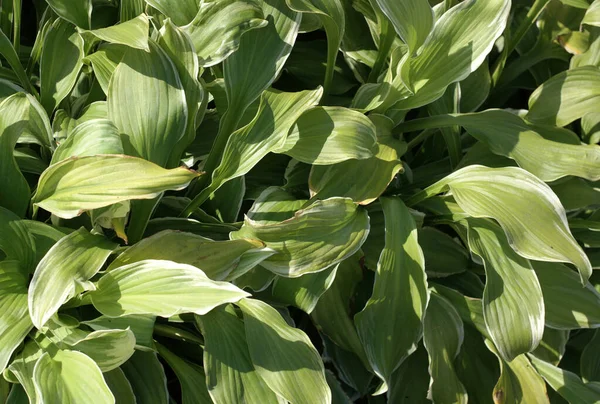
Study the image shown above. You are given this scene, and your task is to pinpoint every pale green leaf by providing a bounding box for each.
[0,261,32,373]
[355,197,428,389]
[374,0,433,53]
[183,0,267,67]
[146,0,199,25]
[277,106,377,165]
[423,293,468,404]
[231,197,369,277]
[199,305,282,404]
[583,0,600,27]
[82,314,156,351]
[66,329,136,372]
[90,259,250,317]
[0,94,31,217]
[466,218,544,362]
[238,298,331,404]
[533,261,600,329]
[414,165,592,282]
[272,265,337,313]
[103,368,136,404]
[40,19,84,113]
[45,0,92,29]
[530,354,600,403]
[107,230,271,281]
[33,350,113,403]
[309,114,406,204]
[527,66,600,127]
[155,342,213,404]
[108,40,187,167]
[86,44,126,95]
[50,119,123,164]
[32,155,200,219]
[121,351,168,404]
[6,342,42,402]
[80,13,149,51]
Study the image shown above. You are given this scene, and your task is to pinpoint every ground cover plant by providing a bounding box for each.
[0,0,599,402]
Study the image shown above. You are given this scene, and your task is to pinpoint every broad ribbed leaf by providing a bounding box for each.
[238,298,331,404]
[387,347,430,404]
[86,44,126,95]
[68,329,136,372]
[231,197,369,277]
[486,343,549,404]
[108,40,187,167]
[121,351,168,404]
[374,0,433,53]
[33,350,113,403]
[583,0,600,27]
[44,0,92,29]
[28,228,117,329]
[419,227,468,277]
[155,343,213,404]
[355,198,428,390]
[0,261,31,373]
[40,19,84,113]
[83,314,155,351]
[90,259,249,317]
[183,0,267,67]
[199,305,282,404]
[107,230,271,280]
[309,114,406,204]
[0,94,31,217]
[103,368,136,403]
[272,265,337,313]
[423,293,468,404]
[0,31,35,94]
[80,13,149,51]
[6,342,41,402]
[146,0,199,25]
[530,355,600,403]
[582,330,600,382]
[415,165,592,282]
[527,66,600,127]
[278,106,377,164]
[531,328,569,366]
[533,261,600,329]
[466,218,544,362]
[32,155,199,219]
[50,119,123,164]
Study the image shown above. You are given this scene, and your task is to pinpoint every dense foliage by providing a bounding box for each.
[0,0,599,402]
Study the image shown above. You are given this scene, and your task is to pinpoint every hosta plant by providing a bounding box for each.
[0,0,599,402]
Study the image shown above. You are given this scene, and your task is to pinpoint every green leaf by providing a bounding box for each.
[583,0,600,27]
[107,230,271,281]
[428,83,462,168]
[155,342,213,404]
[423,292,468,404]
[412,165,592,283]
[532,328,569,366]
[199,305,282,404]
[45,0,92,29]
[121,351,168,404]
[28,228,117,329]
[182,0,267,67]
[40,19,84,113]
[103,368,136,404]
[90,259,250,317]
[238,298,331,404]
[86,44,126,95]
[272,265,337,313]
[50,119,123,164]
[231,196,369,277]
[108,40,187,167]
[419,227,468,277]
[527,66,600,127]
[486,343,549,404]
[529,354,600,403]
[582,330,600,382]
[146,0,199,25]
[33,350,114,403]
[286,0,344,96]
[533,261,600,329]
[387,347,431,404]
[6,342,42,402]
[82,314,156,351]
[355,198,427,390]
[374,0,433,53]
[0,93,31,217]
[0,261,31,373]
[32,155,200,219]
[66,329,136,372]
[79,13,149,51]
[277,106,377,164]
[466,218,544,362]
[309,114,407,204]
[0,30,36,94]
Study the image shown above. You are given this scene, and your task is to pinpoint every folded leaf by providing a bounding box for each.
[355,197,428,390]
[86,44,127,95]
[45,0,92,29]
[82,314,155,351]
[67,329,136,372]
[32,155,199,219]
[146,0,199,25]
[238,298,331,404]
[90,259,250,317]
[583,0,600,27]
[50,119,123,164]
[79,13,149,51]
[527,66,600,127]
[413,165,592,283]
[466,218,544,362]
[28,228,117,329]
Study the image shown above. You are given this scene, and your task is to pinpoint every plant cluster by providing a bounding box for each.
[0,0,599,402]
